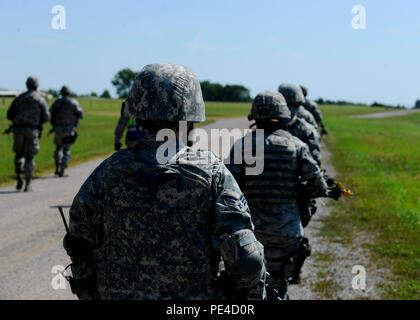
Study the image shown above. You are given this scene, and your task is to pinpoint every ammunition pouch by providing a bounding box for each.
[65,269,97,297]
[62,131,78,144]
[63,234,93,262]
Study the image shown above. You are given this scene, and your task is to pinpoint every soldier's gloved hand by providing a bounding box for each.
[329,186,342,201]
[114,141,122,151]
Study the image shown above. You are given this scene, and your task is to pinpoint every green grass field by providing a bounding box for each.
[322,106,420,299]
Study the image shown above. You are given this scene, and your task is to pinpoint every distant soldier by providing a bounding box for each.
[49,86,84,177]
[279,83,318,129]
[300,85,327,135]
[6,76,50,192]
[114,101,146,150]
[63,63,266,300]
[228,91,328,299]
[279,83,322,165]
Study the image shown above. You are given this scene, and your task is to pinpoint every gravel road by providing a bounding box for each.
[0,117,385,300]
[350,109,420,119]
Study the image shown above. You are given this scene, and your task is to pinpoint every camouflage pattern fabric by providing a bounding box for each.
[303,99,324,127]
[53,126,75,170]
[287,116,322,165]
[227,129,328,271]
[7,90,50,179]
[7,90,50,127]
[278,83,305,106]
[12,127,39,179]
[50,97,83,170]
[294,105,318,129]
[248,91,290,120]
[125,64,205,122]
[26,75,39,88]
[65,134,266,300]
[50,96,83,127]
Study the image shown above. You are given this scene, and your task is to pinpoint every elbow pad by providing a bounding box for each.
[221,229,265,288]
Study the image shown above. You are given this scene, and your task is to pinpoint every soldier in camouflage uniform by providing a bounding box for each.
[6,76,50,192]
[228,91,328,298]
[278,83,322,165]
[114,101,146,150]
[50,86,84,177]
[279,83,318,129]
[300,85,327,135]
[63,63,266,300]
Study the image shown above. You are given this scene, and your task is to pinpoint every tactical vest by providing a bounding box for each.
[240,129,299,206]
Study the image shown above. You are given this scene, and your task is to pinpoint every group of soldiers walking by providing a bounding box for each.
[60,63,344,300]
[5,65,343,300]
[5,76,83,191]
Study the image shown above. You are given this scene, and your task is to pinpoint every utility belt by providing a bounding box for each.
[62,131,78,144]
[11,124,43,138]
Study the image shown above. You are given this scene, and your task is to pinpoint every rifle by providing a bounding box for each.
[2,124,13,135]
[297,183,317,228]
[58,206,97,297]
[323,169,353,200]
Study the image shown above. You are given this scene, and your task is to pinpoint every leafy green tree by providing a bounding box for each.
[200,81,251,102]
[48,89,60,98]
[100,89,111,99]
[91,92,98,97]
[111,68,137,98]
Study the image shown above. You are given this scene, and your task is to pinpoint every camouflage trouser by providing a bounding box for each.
[12,127,40,179]
[54,127,75,169]
[252,204,303,277]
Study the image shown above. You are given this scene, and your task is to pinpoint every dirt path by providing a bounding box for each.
[0,117,384,299]
[350,109,420,119]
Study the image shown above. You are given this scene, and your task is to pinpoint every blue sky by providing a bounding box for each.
[1,0,419,106]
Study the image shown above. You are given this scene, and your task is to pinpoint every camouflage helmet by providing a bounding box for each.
[300,85,308,97]
[248,91,290,121]
[26,75,39,88]
[125,63,205,122]
[60,85,71,96]
[278,83,305,106]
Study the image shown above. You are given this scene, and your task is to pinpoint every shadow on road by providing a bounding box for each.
[0,190,21,194]
[50,205,72,209]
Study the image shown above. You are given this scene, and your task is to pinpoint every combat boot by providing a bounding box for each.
[58,166,66,177]
[24,178,32,192]
[16,173,24,190]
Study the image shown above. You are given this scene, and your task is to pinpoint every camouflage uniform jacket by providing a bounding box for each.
[302,99,323,127]
[50,96,83,128]
[287,116,322,165]
[291,106,318,129]
[227,129,328,266]
[66,134,266,300]
[228,129,327,207]
[7,90,50,127]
